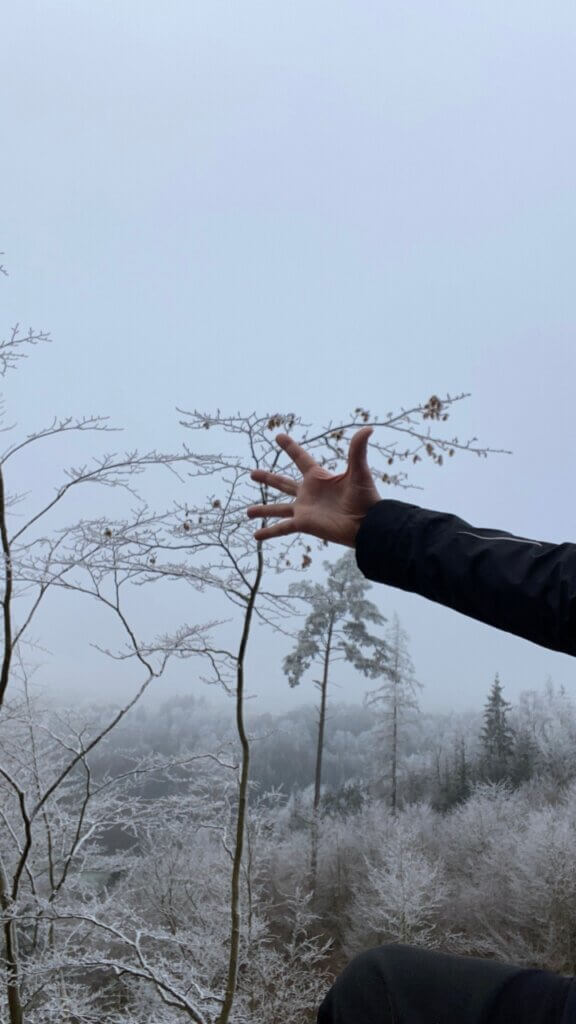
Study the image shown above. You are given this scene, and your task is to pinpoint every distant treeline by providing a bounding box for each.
[92,674,576,815]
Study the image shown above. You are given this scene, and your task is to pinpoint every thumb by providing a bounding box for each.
[348,427,373,480]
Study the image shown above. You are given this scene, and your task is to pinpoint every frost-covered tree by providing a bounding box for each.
[0,296,216,1023]
[538,679,576,786]
[345,805,461,955]
[509,727,542,787]
[436,778,576,972]
[1,257,502,1021]
[432,733,474,812]
[283,551,385,891]
[480,674,514,783]
[364,613,422,812]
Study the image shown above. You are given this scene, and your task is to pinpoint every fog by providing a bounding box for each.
[3,6,576,1018]
[3,2,576,717]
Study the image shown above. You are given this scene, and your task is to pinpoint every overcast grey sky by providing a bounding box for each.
[2,1,576,715]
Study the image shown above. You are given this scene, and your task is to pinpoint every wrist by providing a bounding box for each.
[343,514,367,548]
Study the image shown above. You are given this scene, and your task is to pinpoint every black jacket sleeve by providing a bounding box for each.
[355,500,576,657]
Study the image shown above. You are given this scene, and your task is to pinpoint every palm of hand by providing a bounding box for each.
[248,428,381,548]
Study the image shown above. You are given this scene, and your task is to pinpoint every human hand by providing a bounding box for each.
[247,427,381,547]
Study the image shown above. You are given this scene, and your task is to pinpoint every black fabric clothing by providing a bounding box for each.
[562,982,576,1022]
[355,500,576,656]
[316,500,576,1023]
[494,969,576,1024]
[316,945,576,1024]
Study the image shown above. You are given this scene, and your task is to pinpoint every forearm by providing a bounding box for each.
[355,500,576,656]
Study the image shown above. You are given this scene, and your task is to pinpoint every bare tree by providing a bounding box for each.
[0,287,218,1022]
[1,261,507,1020]
[108,399,505,1022]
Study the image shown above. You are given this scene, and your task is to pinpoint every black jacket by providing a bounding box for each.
[356,500,576,657]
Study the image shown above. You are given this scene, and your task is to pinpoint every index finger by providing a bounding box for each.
[276,433,317,474]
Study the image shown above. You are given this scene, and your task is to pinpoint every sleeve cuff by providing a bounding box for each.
[355,499,422,587]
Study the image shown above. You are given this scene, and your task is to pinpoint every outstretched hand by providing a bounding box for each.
[247,427,381,547]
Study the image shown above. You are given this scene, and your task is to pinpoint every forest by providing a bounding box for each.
[2,674,576,1023]
[2,277,576,1023]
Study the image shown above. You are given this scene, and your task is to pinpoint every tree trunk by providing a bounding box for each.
[0,870,23,1024]
[310,618,333,895]
[390,630,400,814]
[216,546,263,1024]
[391,694,398,814]
[0,467,14,709]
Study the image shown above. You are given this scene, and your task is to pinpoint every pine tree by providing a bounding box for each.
[480,673,514,783]
[283,550,385,891]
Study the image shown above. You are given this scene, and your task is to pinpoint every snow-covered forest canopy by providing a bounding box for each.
[2,275,576,1023]
[2,676,576,1023]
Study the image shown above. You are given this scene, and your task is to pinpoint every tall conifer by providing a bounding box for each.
[480,673,514,783]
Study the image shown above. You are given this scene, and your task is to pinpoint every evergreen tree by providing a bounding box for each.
[433,734,473,811]
[283,550,385,891]
[480,673,514,783]
[509,727,541,786]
